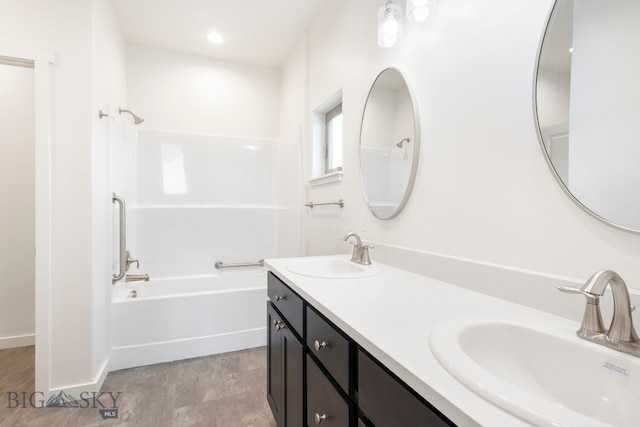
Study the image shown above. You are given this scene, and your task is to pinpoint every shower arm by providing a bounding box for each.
[396,137,411,148]
[118,107,144,125]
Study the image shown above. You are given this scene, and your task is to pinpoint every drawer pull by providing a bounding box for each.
[314,340,328,351]
[314,413,327,425]
[274,294,285,302]
[273,320,287,331]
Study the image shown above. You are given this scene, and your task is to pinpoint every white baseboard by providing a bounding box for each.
[0,334,35,349]
[38,357,111,402]
[109,327,266,372]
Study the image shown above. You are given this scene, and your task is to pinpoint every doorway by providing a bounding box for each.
[0,45,54,398]
[0,60,35,347]
[0,58,36,409]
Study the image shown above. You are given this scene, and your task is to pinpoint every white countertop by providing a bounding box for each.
[265,254,580,427]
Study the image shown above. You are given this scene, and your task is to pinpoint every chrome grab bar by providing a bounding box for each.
[126,274,149,283]
[112,193,127,283]
[305,199,344,209]
[215,259,265,269]
[112,193,142,284]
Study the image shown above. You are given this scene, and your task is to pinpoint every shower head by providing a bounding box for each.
[396,137,410,148]
[118,107,144,125]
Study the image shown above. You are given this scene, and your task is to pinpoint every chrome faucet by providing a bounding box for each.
[341,231,373,265]
[558,270,639,357]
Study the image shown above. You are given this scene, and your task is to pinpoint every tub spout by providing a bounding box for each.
[126,274,149,283]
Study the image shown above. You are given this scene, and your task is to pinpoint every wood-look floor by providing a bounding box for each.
[0,346,276,427]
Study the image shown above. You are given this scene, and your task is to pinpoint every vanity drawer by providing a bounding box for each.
[307,354,353,427]
[357,349,454,427]
[307,306,353,394]
[268,272,304,337]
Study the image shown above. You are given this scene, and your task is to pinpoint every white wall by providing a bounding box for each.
[277,35,308,257]
[0,0,124,394]
[125,45,302,260]
[0,63,35,348]
[93,0,127,388]
[126,45,280,138]
[0,0,94,391]
[291,0,640,293]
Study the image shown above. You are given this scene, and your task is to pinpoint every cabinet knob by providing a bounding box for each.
[314,413,327,425]
[274,294,285,302]
[273,320,286,331]
[314,340,327,351]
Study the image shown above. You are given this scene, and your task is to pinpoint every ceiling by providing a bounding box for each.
[110,0,328,68]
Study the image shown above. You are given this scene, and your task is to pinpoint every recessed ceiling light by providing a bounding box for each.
[207,32,224,44]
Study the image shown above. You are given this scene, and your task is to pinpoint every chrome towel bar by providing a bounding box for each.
[305,199,344,209]
[215,259,265,269]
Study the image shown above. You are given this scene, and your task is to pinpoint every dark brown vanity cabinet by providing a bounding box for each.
[357,349,455,427]
[307,353,354,426]
[267,274,305,427]
[267,271,455,427]
[306,306,355,426]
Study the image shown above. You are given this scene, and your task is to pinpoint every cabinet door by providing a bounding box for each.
[267,301,305,427]
[357,349,454,427]
[267,303,284,426]
[307,306,353,395]
[307,355,353,427]
[283,325,304,427]
[268,272,304,337]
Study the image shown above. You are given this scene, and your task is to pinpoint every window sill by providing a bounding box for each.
[309,171,343,188]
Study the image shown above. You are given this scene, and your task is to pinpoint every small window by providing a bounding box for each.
[325,103,343,174]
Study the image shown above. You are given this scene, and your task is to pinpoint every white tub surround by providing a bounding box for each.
[265,255,638,427]
[110,129,281,371]
[119,129,280,279]
[110,272,267,371]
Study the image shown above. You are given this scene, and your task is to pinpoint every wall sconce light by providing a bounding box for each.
[406,0,436,22]
[378,0,436,48]
[378,1,403,48]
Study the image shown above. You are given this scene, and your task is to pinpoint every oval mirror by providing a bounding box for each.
[535,0,640,232]
[359,68,420,219]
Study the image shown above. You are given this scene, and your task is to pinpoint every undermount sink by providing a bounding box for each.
[429,316,640,427]
[286,257,381,279]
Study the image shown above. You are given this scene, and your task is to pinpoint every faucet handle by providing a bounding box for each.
[557,285,599,301]
[126,253,140,271]
[557,286,606,336]
[357,245,374,265]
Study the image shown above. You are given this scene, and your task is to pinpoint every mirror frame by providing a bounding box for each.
[532,0,640,234]
[359,67,421,220]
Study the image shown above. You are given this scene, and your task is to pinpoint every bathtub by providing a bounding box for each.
[110,271,267,371]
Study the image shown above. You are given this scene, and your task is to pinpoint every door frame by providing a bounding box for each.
[0,42,55,395]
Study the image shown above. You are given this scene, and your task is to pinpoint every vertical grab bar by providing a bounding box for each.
[112,193,127,283]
